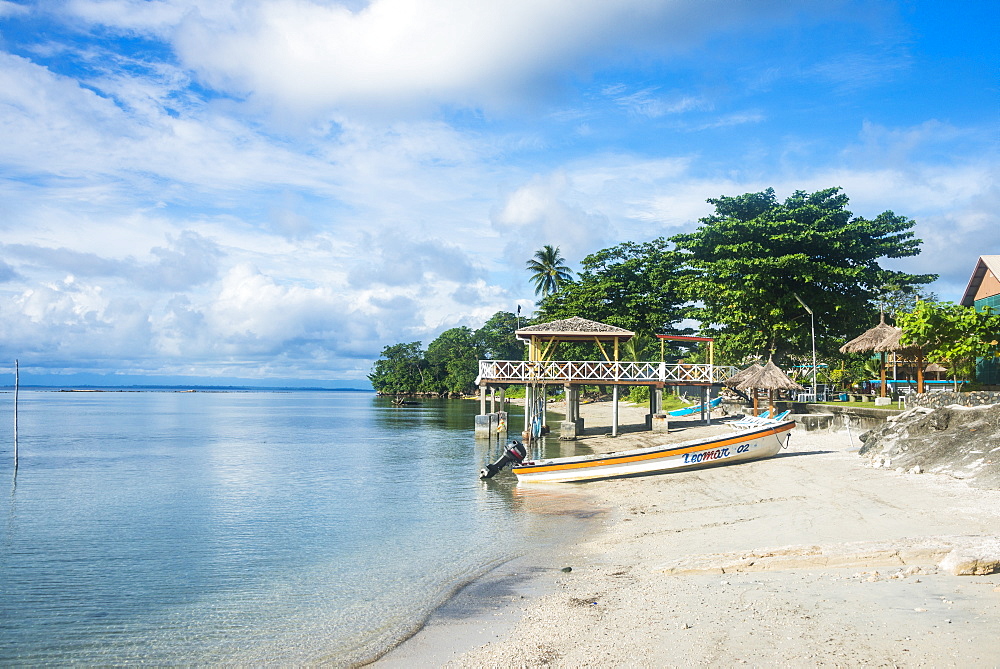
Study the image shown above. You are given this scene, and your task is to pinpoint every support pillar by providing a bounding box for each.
[561,383,584,440]
[612,385,619,437]
[479,384,487,415]
[700,385,710,425]
[646,385,662,429]
[522,385,533,440]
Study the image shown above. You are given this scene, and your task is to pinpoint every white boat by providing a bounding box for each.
[508,420,794,483]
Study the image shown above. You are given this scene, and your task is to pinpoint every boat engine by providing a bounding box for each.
[479,440,527,479]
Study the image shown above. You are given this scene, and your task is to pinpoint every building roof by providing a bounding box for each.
[515,316,634,341]
[960,255,1000,306]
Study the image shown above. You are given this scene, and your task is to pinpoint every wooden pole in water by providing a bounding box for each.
[14,359,19,470]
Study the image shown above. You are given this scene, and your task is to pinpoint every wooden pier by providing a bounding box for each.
[474,317,736,441]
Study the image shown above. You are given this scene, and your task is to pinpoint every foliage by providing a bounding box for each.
[424,327,480,395]
[367,342,426,394]
[879,282,938,319]
[670,187,936,364]
[538,238,693,359]
[477,310,523,360]
[368,311,525,395]
[897,301,1000,388]
[627,385,650,403]
[526,245,573,297]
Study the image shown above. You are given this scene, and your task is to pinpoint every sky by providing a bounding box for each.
[0,0,997,387]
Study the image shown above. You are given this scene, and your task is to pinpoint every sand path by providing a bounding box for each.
[378,401,1000,667]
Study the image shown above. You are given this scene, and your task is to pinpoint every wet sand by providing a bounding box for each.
[376,400,1000,667]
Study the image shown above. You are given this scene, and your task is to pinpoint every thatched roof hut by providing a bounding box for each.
[515,316,634,363]
[516,316,634,340]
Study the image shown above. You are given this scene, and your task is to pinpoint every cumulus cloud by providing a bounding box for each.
[60,0,831,117]
[491,171,614,268]
[1,231,222,291]
[346,229,480,289]
[0,259,19,282]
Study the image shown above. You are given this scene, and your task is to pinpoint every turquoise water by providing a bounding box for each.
[0,391,588,665]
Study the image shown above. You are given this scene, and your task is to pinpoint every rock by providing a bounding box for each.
[939,550,1000,576]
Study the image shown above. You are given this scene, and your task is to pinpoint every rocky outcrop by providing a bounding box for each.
[859,402,1000,489]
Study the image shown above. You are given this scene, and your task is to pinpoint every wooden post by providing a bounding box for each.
[879,352,887,397]
[14,359,18,470]
[917,349,924,394]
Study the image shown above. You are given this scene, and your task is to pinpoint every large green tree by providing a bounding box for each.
[476,310,523,361]
[538,238,693,360]
[526,245,573,297]
[367,342,426,394]
[424,326,482,395]
[670,187,936,363]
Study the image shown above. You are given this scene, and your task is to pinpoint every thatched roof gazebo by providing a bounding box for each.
[516,316,634,362]
[839,314,898,397]
[731,360,804,414]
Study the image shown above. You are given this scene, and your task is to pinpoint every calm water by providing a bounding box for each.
[0,391,591,665]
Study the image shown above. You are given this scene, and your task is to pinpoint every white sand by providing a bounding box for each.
[376,401,1000,667]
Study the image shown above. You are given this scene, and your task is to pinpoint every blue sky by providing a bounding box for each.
[0,0,996,386]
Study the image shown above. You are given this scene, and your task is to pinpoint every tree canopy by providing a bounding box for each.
[367,311,523,395]
[671,187,936,363]
[897,300,1000,387]
[537,239,693,359]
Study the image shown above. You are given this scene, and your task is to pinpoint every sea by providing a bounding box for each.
[0,389,595,665]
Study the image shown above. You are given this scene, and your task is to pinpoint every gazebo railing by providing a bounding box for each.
[477,360,737,385]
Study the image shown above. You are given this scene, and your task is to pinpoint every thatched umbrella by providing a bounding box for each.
[733,359,804,415]
[839,314,897,397]
[925,362,946,381]
[873,327,925,394]
[724,363,762,387]
[724,363,764,412]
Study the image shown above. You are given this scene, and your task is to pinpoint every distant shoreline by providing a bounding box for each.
[0,385,374,393]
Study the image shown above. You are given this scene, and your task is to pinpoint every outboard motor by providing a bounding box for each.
[480,440,528,479]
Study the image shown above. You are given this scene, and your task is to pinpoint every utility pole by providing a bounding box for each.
[793,295,817,399]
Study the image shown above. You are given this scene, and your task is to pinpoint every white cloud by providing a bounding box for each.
[61,0,832,118]
[490,171,614,269]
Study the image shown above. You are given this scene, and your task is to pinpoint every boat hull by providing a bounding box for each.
[512,421,794,483]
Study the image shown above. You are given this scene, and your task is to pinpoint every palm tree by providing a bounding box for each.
[526,245,573,297]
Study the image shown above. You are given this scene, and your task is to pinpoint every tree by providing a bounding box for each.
[538,238,693,360]
[897,300,1000,389]
[526,245,573,297]
[670,187,936,363]
[424,327,482,395]
[476,311,523,361]
[368,342,426,394]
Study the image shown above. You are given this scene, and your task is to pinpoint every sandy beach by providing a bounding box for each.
[376,400,1000,667]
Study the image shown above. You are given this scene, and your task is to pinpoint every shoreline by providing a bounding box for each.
[376,400,1000,666]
